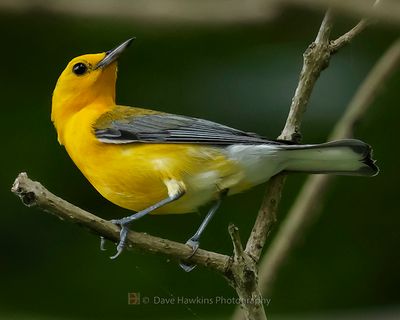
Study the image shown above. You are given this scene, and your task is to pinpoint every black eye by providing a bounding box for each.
[72,63,88,75]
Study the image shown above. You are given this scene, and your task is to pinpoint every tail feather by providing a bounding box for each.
[279,139,379,176]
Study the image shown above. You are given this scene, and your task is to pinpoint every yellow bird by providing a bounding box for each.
[52,39,378,270]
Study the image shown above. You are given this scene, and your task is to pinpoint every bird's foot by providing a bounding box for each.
[107,219,130,259]
[179,237,200,272]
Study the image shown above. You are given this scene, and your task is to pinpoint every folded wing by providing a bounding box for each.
[94,107,281,145]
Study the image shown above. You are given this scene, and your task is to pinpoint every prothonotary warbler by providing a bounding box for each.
[52,38,378,271]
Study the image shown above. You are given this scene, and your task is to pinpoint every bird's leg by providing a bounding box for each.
[106,181,186,259]
[179,190,227,272]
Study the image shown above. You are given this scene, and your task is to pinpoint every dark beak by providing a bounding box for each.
[95,38,135,69]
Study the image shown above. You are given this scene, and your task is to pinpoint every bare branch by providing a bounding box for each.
[330,19,369,53]
[280,10,333,142]
[245,175,286,261]
[257,37,400,298]
[245,10,334,264]
[11,172,230,274]
[330,0,380,54]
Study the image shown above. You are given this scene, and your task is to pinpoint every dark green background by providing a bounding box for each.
[1,6,399,320]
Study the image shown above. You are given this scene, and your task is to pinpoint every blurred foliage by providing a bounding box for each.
[1,7,399,320]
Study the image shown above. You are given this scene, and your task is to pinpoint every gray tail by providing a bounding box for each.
[279,139,379,176]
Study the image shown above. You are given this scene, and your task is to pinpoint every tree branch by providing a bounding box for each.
[280,10,333,142]
[10,172,263,319]
[11,172,231,274]
[245,10,334,264]
[245,176,286,262]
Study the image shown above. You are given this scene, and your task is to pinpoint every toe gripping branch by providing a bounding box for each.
[179,191,226,272]
[103,187,185,259]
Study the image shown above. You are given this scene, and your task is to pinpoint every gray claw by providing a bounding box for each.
[179,238,200,272]
[109,224,129,260]
[110,244,124,260]
[179,262,197,272]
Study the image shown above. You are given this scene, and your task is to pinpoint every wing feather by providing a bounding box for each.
[94,107,282,146]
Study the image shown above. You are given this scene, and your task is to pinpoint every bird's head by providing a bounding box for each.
[51,38,134,137]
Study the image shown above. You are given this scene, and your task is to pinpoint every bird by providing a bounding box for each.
[51,38,378,271]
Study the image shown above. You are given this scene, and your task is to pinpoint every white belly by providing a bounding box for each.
[225,144,284,188]
[183,144,285,207]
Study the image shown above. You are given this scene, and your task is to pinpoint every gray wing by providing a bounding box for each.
[94,112,282,145]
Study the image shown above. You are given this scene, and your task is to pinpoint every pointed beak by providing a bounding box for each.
[95,38,135,70]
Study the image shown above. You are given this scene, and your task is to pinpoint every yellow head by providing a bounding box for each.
[51,39,134,141]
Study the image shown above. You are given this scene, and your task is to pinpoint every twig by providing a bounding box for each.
[244,175,286,262]
[330,0,380,54]
[330,20,370,54]
[11,172,230,273]
[257,37,400,299]
[280,10,333,142]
